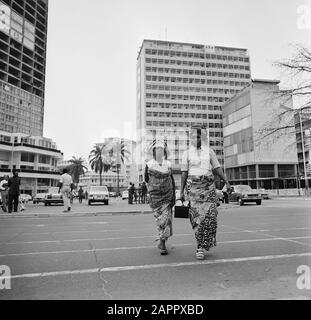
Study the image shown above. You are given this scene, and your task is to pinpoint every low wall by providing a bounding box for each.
[261,188,307,197]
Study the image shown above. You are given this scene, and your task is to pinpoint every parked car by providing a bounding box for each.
[222,184,262,206]
[122,190,129,200]
[44,187,63,206]
[216,189,224,203]
[258,188,270,199]
[33,192,47,204]
[88,186,109,205]
[19,194,32,203]
[109,191,117,197]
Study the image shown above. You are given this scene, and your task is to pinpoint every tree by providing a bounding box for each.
[88,145,112,186]
[258,44,311,140]
[108,139,131,195]
[67,156,88,185]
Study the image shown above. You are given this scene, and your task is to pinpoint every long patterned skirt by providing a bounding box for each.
[148,169,174,241]
[185,175,218,251]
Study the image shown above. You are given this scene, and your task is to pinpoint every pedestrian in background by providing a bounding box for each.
[78,186,84,203]
[85,190,88,200]
[180,124,232,260]
[58,168,73,212]
[7,169,21,213]
[141,182,147,204]
[128,183,134,204]
[145,140,176,255]
[0,175,9,213]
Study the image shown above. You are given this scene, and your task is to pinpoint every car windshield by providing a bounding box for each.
[90,186,108,192]
[235,185,253,193]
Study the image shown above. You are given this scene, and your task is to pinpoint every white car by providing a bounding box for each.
[19,194,32,203]
[44,187,63,206]
[122,190,129,200]
[88,186,109,205]
[33,192,47,204]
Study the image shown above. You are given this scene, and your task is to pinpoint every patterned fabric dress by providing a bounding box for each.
[185,175,218,251]
[147,167,175,241]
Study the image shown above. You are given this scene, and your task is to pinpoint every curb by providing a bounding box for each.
[0,205,237,218]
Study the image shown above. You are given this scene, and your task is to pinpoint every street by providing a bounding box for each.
[0,198,311,300]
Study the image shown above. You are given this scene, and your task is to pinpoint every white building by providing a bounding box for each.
[0,130,63,195]
[136,39,252,186]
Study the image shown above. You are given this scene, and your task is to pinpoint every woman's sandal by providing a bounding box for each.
[196,249,205,260]
[158,244,168,255]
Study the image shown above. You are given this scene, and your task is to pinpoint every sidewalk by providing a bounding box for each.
[0,199,236,218]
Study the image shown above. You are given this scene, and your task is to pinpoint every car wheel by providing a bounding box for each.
[44,202,48,206]
[88,201,91,205]
[256,200,262,205]
[105,200,109,205]
[238,198,244,206]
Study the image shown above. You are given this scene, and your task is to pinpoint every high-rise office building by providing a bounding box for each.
[136,39,251,185]
[0,0,48,135]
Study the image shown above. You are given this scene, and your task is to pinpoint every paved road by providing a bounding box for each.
[0,198,310,300]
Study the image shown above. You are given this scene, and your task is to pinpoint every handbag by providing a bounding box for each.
[174,202,190,219]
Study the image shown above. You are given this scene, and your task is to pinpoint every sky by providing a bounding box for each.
[43,0,311,160]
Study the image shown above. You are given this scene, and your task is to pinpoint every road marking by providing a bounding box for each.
[3,252,311,280]
[1,236,311,257]
[4,226,311,237]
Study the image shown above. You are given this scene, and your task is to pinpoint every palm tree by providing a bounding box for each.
[89,145,111,186]
[109,139,130,195]
[67,157,88,186]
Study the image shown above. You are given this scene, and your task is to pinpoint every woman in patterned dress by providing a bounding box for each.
[145,140,176,255]
[180,124,231,260]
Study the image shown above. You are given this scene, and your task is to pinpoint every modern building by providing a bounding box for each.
[0,0,48,135]
[222,79,299,191]
[0,130,63,195]
[79,171,128,193]
[136,39,251,186]
[294,107,311,188]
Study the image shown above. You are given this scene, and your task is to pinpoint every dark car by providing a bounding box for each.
[222,184,262,206]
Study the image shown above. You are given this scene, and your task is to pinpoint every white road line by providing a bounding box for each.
[3,226,311,237]
[3,252,311,280]
[1,236,311,258]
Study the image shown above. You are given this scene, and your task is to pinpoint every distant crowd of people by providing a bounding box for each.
[128,182,148,204]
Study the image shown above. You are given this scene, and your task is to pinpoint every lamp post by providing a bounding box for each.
[298,110,310,197]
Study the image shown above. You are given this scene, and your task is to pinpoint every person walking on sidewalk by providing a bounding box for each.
[180,124,232,260]
[78,186,84,203]
[7,169,21,213]
[141,182,147,204]
[145,140,176,255]
[58,168,73,212]
[0,175,9,212]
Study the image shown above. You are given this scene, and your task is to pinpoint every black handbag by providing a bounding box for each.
[174,202,190,218]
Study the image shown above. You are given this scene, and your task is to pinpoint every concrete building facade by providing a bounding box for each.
[222,79,299,190]
[0,130,62,195]
[136,39,251,186]
[0,0,48,135]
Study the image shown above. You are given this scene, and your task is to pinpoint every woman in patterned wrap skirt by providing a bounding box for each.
[180,124,232,260]
[145,140,176,255]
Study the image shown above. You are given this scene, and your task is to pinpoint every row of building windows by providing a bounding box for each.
[145,63,250,72]
[146,83,249,93]
[145,68,250,79]
[146,111,222,120]
[146,93,235,103]
[145,49,249,62]
[146,102,222,111]
[146,121,223,129]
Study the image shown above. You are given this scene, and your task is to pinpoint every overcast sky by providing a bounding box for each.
[43,0,311,160]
